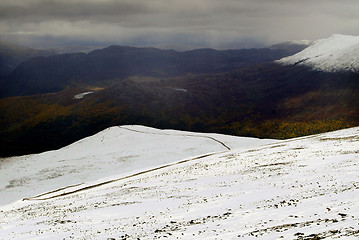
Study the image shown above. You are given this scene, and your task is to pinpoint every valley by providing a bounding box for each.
[0,37,357,157]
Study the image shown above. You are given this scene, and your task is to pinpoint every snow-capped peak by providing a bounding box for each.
[277,34,359,72]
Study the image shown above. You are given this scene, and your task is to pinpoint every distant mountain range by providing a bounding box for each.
[0,41,104,76]
[0,41,51,76]
[0,44,304,98]
[0,35,358,157]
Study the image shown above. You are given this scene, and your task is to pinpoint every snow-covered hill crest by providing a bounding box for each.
[0,125,277,206]
[277,34,359,72]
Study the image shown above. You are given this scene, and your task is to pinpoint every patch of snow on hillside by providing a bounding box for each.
[0,125,277,206]
[173,88,188,92]
[277,34,359,72]
[0,127,358,239]
[74,91,94,99]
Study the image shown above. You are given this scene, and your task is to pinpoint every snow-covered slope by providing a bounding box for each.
[277,34,359,72]
[0,125,277,206]
[1,127,358,239]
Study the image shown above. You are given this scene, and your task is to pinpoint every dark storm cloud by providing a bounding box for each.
[0,1,149,21]
[1,0,358,48]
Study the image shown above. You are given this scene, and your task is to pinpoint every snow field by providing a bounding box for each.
[0,125,276,205]
[0,127,358,239]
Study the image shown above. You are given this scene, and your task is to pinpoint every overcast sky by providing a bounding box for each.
[1,0,358,49]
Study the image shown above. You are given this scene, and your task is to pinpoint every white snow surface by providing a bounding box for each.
[74,91,94,99]
[0,125,276,206]
[277,34,359,72]
[1,126,358,239]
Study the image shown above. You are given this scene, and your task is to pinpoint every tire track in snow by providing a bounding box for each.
[23,152,224,201]
[23,182,84,201]
[119,126,231,150]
